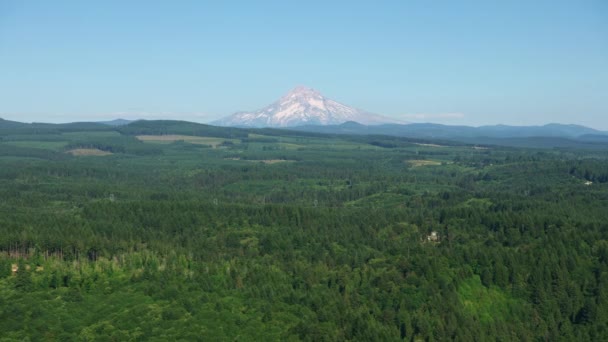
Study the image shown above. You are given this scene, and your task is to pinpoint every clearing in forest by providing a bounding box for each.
[224,158,294,164]
[66,148,113,156]
[136,135,236,147]
[407,159,442,167]
[256,159,293,164]
[413,143,446,148]
[458,275,527,324]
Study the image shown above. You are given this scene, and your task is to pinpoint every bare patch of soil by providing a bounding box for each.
[66,148,113,156]
[407,159,442,167]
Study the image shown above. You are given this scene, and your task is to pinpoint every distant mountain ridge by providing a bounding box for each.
[0,118,106,130]
[212,86,403,128]
[289,121,607,139]
[3,117,606,139]
[3,116,607,149]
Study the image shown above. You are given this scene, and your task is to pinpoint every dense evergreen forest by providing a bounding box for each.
[1,120,607,340]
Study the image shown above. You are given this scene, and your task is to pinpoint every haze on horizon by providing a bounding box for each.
[0,1,607,129]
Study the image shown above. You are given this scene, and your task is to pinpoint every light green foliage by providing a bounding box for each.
[458,275,529,323]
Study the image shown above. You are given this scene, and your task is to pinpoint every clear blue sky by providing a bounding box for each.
[1,1,607,128]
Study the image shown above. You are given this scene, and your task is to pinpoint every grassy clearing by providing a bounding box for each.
[407,159,442,167]
[458,275,526,324]
[255,159,294,164]
[66,148,113,156]
[413,143,446,148]
[224,158,294,164]
[461,198,493,209]
[136,135,237,147]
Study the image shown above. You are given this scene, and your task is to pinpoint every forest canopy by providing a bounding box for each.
[1,122,607,340]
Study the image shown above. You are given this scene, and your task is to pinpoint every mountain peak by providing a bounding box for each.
[286,85,321,97]
[213,87,402,128]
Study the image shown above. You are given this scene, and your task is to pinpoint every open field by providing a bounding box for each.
[413,142,446,148]
[256,159,294,164]
[225,157,294,164]
[407,159,443,167]
[136,134,237,147]
[66,148,113,156]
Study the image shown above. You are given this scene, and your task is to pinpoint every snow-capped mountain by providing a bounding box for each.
[212,86,402,128]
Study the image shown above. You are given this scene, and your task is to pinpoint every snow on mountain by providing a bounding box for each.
[212,86,402,128]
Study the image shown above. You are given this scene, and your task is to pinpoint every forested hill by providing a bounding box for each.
[0,118,29,129]
[1,120,608,340]
[4,118,608,150]
[289,122,608,149]
[117,120,250,138]
[0,119,111,134]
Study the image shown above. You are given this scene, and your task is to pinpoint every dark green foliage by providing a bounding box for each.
[1,122,608,340]
[0,144,69,160]
[118,119,249,138]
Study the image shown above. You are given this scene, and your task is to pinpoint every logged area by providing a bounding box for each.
[66,148,113,156]
[1,121,608,340]
[136,134,237,148]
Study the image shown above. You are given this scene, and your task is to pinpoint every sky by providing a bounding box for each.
[0,0,607,129]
